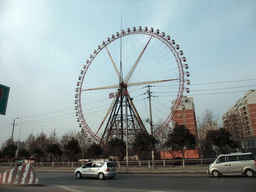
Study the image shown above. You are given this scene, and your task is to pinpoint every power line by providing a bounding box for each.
[191,78,256,86]
[0,78,254,127]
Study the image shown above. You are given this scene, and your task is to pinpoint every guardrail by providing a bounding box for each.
[0,158,215,169]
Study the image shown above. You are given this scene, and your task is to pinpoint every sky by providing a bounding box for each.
[0,0,255,147]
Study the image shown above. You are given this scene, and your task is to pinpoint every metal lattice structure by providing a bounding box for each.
[75,26,190,144]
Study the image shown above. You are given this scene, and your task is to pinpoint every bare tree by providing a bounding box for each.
[48,129,59,144]
[77,129,90,161]
[197,109,219,140]
[155,121,172,160]
[197,109,219,158]
[24,132,49,161]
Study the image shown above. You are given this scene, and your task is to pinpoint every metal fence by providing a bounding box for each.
[0,158,215,169]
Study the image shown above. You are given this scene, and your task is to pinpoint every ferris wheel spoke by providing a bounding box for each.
[124,36,152,84]
[127,78,178,87]
[81,84,119,91]
[96,99,116,135]
[106,46,120,79]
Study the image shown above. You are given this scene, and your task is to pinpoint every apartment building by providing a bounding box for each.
[160,96,199,159]
[222,90,256,138]
[171,96,198,139]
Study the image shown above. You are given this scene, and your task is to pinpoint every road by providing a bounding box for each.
[0,172,255,192]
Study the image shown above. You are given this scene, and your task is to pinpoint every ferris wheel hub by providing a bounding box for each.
[120,82,127,89]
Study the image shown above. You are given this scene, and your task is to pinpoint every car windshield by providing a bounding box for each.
[216,156,226,163]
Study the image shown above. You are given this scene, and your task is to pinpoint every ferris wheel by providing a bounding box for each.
[75,26,190,144]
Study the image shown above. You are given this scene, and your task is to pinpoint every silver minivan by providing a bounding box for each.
[75,161,116,180]
[207,152,256,177]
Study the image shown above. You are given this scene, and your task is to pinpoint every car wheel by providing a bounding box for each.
[212,170,220,177]
[245,169,254,177]
[76,172,82,179]
[98,172,105,180]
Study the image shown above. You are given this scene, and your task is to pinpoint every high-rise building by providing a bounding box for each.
[222,90,256,138]
[171,96,198,139]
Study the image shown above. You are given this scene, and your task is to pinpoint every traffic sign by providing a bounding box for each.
[0,84,10,115]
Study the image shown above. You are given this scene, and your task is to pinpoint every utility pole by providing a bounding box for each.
[144,85,155,169]
[11,117,19,144]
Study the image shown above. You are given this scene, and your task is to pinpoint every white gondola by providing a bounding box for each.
[83,65,86,69]
[98,45,101,49]
[121,30,125,34]
[186,88,190,93]
[75,94,78,98]
[184,64,188,69]
[150,27,154,32]
[186,79,190,85]
[172,39,175,44]
[182,57,186,62]
[166,35,170,40]
[81,70,83,74]
[112,34,115,39]
[102,41,105,45]
[139,26,142,31]
[116,32,119,36]
[133,27,136,31]
[162,32,165,37]
[86,59,89,63]
[156,29,160,34]
[107,37,110,41]
[176,44,179,50]
[186,71,190,77]
[127,28,130,32]
[75,100,77,104]
[180,50,183,55]
[144,26,148,31]
[78,76,81,80]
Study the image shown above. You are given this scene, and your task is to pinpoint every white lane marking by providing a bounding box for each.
[57,185,83,192]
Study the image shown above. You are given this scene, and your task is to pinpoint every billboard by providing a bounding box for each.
[0,84,10,115]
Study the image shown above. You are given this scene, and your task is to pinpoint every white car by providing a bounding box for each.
[207,152,256,177]
[75,161,116,180]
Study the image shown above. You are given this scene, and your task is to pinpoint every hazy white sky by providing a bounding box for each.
[1,0,255,146]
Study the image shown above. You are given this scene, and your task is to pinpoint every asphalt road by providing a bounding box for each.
[0,172,256,192]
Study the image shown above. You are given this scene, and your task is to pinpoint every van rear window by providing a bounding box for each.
[239,155,254,161]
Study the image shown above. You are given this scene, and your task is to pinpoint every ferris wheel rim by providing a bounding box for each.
[75,26,188,142]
